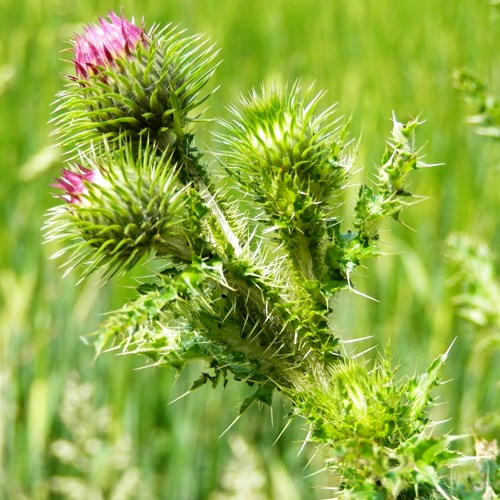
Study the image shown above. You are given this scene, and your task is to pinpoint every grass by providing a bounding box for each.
[0,0,498,498]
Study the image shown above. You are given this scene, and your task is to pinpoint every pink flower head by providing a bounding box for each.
[52,165,98,203]
[73,12,144,79]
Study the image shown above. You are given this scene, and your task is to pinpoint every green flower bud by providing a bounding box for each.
[219,82,351,218]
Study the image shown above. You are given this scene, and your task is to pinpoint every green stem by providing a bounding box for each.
[290,231,317,282]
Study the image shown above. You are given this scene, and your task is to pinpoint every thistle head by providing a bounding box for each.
[220,83,351,212]
[45,141,190,280]
[54,14,218,158]
[217,83,353,266]
[72,12,145,79]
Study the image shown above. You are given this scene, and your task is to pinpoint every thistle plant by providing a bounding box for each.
[45,12,499,498]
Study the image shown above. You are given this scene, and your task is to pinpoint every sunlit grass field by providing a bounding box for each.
[1,0,498,498]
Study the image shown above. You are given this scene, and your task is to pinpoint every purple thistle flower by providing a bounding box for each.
[52,165,99,203]
[73,11,145,79]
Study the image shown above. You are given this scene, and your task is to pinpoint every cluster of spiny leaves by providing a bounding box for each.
[44,12,498,498]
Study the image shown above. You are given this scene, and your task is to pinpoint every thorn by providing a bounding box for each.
[341,335,374,344]
[272,419,292,446]
[347,270,380,302]
[352,345,377,359]
[220,414,242,438]
[443,337,457,360]
[297,429,312,456]
[303,465,327,479]
[302,448,320,472]
[168,389,192,405]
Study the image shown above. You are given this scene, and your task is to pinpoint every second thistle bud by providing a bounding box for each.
[45,142,191,279]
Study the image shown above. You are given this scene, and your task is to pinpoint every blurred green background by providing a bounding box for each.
[0,0,498,498]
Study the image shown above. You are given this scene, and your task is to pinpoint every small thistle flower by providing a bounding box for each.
[52,165,100,203]
[53,12,218,164]
[73,12,145,80]
[45,141,192,280]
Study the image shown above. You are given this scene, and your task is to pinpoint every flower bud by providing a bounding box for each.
[53,12,218,158]
[45,142,191,279]
[220,84,350,215]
